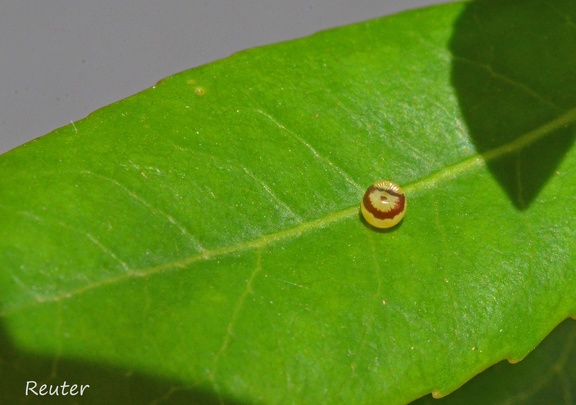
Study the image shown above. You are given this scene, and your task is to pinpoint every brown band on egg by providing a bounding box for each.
[362,183,406,220]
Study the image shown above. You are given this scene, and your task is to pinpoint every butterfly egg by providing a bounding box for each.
[361,180,406,229]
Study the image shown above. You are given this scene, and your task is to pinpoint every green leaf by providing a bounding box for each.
[412,318,576,404]
[451,0,576,208]
[1,1,576,404]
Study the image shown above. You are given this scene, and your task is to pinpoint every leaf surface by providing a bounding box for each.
[413,318,576,404]
[1,1,576,404]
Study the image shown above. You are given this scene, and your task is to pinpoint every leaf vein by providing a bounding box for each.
[452,55,562,111]
[2,107,576,316]
[208,248,263,388]
[241,166,302,221]
[81,171,206,253]
[256,109,362,191]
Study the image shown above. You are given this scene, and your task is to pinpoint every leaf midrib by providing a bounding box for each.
[3,106,576,318]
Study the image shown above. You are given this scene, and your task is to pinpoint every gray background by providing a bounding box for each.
[0,0,458,154]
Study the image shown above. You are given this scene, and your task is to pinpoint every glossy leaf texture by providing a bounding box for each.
[1,1,576,404]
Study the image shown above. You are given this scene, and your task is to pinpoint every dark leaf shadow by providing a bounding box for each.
[450,0,576,209]
[0,324,246,405]
[410,318,576,405]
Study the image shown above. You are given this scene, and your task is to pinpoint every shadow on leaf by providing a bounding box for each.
[411,318,576,405]
[0,325,245,405]
[450,0,576,209]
